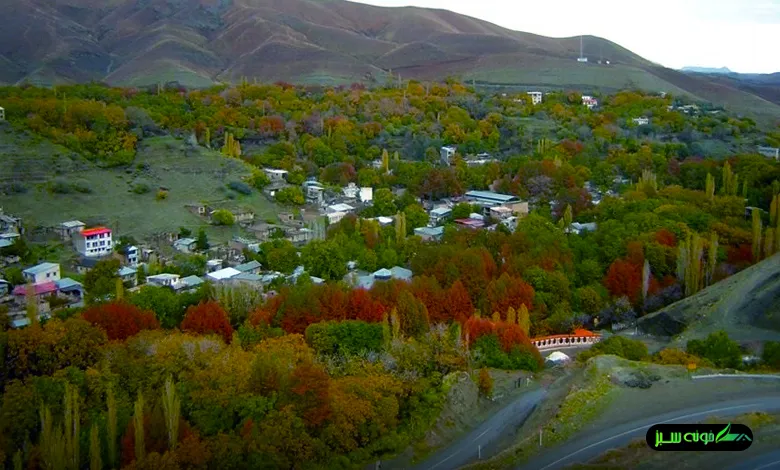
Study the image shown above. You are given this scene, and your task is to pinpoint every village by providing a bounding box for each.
[0,136,614,330]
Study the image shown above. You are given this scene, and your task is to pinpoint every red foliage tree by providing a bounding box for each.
[249,295,283,327]
[181,301,234,344]
[495,322,532,352]
[483,273,535,318]
[654,229,677,247]
[318,284,348,321]
[411,276,445,324]
[82,301,159,341]
[626,241,645,266]
[463,317,496,346]
[346,288,386,323]
[443,279,474,324]
[288,362,331,428]
[603,259,643,304]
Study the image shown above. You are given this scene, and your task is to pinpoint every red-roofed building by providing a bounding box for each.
[455,218,486,230]
[73,226,113,257]
[12,281,58,297]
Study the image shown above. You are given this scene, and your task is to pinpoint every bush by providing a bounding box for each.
[132,181,151,194]
[477,368,493,398]
[473,334,543,371]
[228,181,252,195]
[652,348,707,366]
[211,209,235,226]
[275,186,305,206]
[50,178,73,194]
[763,342,780,370]
[686,331,742,369]
[71,179,92,193]
[578,335,649,362]
[156,190,168,200]
[305,320,384,356]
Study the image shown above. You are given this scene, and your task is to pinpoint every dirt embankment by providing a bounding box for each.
[638,252,780,343]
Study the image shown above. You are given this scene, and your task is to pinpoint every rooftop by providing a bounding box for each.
[234,260,262,272]
[207,267,241,281]
[23,262,59,275]
[328,203,355,212]
[264,168,288,174]
[390,266,413,280]
[13,281,58,296]
[80,227,111,237]
[175,237,197,246]
[56,278,83,291]
[232,272,263,282]
[180,275,205,287]
[464,190,520,204]
[60,220,85,228]
[118,267,137,277]
[430,207,452,216]
[147,273,180,281]
[414,226,445,237]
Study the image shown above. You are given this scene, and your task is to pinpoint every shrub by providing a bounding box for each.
[579,335,649,362]
[132,181,151,194]
[156,190,168,200]
[50,178,73,194]
[762,342,780,370]
[686,331,742,369]
[228,181,252,195]
[211,209,235,226]
[477,368,493,398]
[275,187,305,206]
[652,348,707,366]
[71,179,92,193]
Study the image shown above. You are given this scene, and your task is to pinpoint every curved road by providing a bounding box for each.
[518,395,780,470]
[407,388,547,470]
[730,449,780,470]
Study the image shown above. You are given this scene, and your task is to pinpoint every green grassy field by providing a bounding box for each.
[0,126,279,242]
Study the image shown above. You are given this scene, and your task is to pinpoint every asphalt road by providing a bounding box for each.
[407,388,547,470]
[730,449,780,470]
[517,395,780,470]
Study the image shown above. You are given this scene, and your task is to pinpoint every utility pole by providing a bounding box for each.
[539,428,543,447]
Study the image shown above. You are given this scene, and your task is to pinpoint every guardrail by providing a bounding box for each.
[692,374,780,380]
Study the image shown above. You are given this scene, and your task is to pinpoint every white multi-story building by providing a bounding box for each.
[582,96,598,109]
[632,117,650,126]
[440,145,457,166]
[527,92,543,105]
[73,227,113,257]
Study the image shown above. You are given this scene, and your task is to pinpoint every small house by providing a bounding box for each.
[455,218,486,230]
[206,259,224,272]
[234,260,262,275]
[327,203,355,215]
[0,209,22,235]
[75,257,101,274]
[146,273,181,288]
[58,220,86,240]
[118,266,138,287]
[122,245,139,267]
[429,207,452,225]
[230,272,264,286]
[206,267,241,282]
[56,278,84,305]
[414,226,444,242]
[263,168,289,182]
[489,206,514,220]
[527,92,543,105]
[13,281,58,301]
[23,262,61,284]
[0,279,10,296]
[174,275,205,292]
[174,238,197,253]
[343,183,360,199]
[440,146,457,166]
[360,187,373,203]
[568,222,598,235]
[327,211,348,225]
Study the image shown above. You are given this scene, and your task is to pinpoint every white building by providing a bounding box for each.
[441,145,457,166]
[582,96,598,109]
[23,262,61,284]
[146,273,181,288]
[429,207,452,226]
[632,117,650,126]
[327,203,355,214]
[125,245,139,267]
[360,187,373,203]
[174,237,197,253]
[73,227,113,257]
[527,92,543,105]
[207,267,241,282]
[327,211,348,225]
[343,183,360,199]
[0,106,4,121]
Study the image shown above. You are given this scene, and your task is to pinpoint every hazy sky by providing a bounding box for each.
[350,0,780,74]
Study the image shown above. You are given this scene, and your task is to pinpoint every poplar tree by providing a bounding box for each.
[506,306,517,325]
[106,387,118,470]
[752,208,763,262]
[705,173,716,200]
[162,376,180,451]
[517,304,530,336]
[64,384,80,470]
[706,233,719,287]
[381,149,390,173]
[133,393,145,463]
[90,423,101,470]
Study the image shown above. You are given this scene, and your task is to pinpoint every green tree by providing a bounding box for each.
[686,331,741,369]
[275,187,305,206]
[134,392,145,463]
[705,173,715,200]
[195,229,209,252]
[162,376,180,451]
[130,286,182,329]
[404,203,429,235]
[84,258,121,304]
[89,423,101,470]
[372,188,397,216]
[752,208,762,262]
[211,209,235,226]
[301,240,347,280]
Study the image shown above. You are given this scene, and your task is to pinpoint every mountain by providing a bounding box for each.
[1,0,779,124]
[681,66,734,74]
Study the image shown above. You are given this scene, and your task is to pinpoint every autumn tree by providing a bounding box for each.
[603,259,642,304]
[396,290,429,338]
[82,301,160,341]
[181,301,234,344]
[477,368,493,398]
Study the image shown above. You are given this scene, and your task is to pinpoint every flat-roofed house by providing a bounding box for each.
[23,262,61,284]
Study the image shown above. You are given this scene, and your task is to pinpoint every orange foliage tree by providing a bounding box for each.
[181,301,234,344]
[82,301,159,341]
[603,259,643,304]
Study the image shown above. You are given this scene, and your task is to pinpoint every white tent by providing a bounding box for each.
[545,351,571,365]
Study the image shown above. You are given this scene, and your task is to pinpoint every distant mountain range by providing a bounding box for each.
[0,0,778,124]
[681,66,734,74]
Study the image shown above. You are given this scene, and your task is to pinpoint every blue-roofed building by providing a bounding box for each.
[414,226,444,242]
[464,190,520,205]
[348,266,415,290]
[429,207,452,226]
[234,260,262,275]
[118,266,138,287]
[56,278,84,306]
[23,262,61,284]
[390,266,413,281]
[231,272,263,285]
[174,275,205,292]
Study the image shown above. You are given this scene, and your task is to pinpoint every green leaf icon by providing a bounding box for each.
[716,423,731,443]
